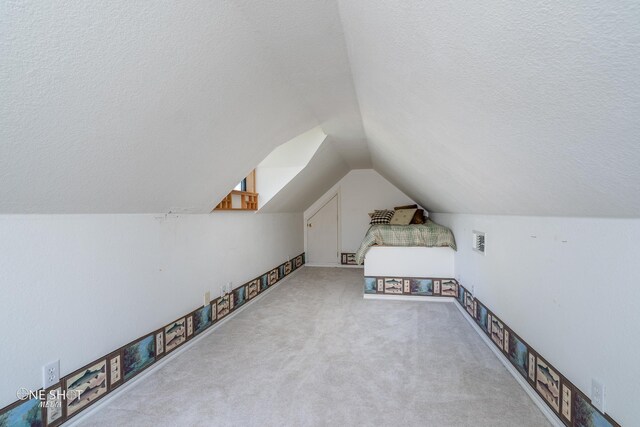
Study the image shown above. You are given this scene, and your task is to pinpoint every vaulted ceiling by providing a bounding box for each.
[0,0,367,213]
[339,0,640,217]
[1,1,639,216]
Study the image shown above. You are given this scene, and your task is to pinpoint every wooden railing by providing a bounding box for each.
[214,190,258,211]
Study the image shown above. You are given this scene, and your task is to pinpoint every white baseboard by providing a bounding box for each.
[305,263,341,267]
[65,266,305,426]
[305,263,363,269]
[363,294,451,302]
[362,294,562,427]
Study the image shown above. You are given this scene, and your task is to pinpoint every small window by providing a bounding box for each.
[233,178,247,192]
[472,231,485,254]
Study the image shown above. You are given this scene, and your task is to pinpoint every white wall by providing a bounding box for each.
[364,247,454,278]
[0,212,302,408]
[431,213,640,425]
[257,166,304,206]
[257,126,326,209]
[258,137,350,214]
[304,169,417,256]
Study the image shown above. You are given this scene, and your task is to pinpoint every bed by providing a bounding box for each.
[357,220,457,285]
[354,220,457,265]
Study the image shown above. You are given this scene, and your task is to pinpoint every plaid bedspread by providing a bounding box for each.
[354,220,457,264]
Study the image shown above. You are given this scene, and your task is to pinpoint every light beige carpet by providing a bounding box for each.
[77,267,550,427]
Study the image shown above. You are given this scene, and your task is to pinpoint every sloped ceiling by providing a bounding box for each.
[0,0,368,213]
[2,1,640,216]
[259,137,350,213]
[338,0,640,217]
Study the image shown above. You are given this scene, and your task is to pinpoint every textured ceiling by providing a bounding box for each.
[2,1,639,216]
[0,0,367,213]
[338,0,640,216]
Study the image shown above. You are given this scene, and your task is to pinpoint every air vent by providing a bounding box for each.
[472,231,486,254]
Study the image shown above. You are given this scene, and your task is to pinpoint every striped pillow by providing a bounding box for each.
[369,210,394,225]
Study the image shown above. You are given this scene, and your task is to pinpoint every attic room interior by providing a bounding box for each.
[1,1,638,426]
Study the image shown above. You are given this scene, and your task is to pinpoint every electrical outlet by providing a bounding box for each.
[227,282,233,293]
[471,284,475,294]
[204,291,210,306]
[43,360,60,389]
[591,379,605,412]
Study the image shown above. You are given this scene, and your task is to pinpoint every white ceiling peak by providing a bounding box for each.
[216,0,371,169]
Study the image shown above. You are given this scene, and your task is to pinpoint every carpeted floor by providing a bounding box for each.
[77,267,550,427]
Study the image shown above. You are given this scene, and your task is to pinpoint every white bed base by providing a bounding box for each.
[363,246,455,278]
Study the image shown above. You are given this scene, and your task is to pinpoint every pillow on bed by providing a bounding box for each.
[411,209,426,224]
[390,208,417,225]
[394,204,426,224]
[369,210,394,224]
[394,204,418,210]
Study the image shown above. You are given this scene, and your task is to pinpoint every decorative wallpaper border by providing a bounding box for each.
[364,276,457,297]
[364,275,621,427]
[0,253,305,427]
[340,253,358,265]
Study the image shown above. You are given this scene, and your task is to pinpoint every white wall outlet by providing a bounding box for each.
[204,291,211,306]
[43,360,60,389]
[471,284,475,294]
[591,379,605,412]
[227,282,233,293]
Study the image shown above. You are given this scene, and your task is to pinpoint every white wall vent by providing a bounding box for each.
[472,230,486,254]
